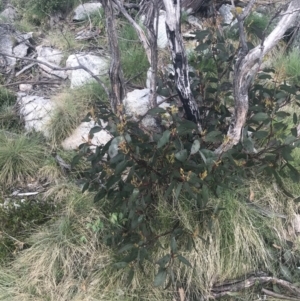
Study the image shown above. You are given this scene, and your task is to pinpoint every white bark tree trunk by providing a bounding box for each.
[215,0,300,154]
[163,0,202,130]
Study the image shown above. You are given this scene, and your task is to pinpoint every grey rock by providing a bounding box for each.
[0,6,17,22]
[66,53,109,88]
[124,88,169,129]
[36,45,67,79]
[0,25,16,70]
[19,84,33,93]
[219,4,236,25]
[13,43,29,58]
[61,120,112,150]
[73,3,102,21]
[17,93,54,136]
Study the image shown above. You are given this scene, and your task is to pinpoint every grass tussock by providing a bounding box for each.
[0,132,45,187]
[0,105,22,132]
[0,87,16,108]
[39,150,88,184]
[47,83,107,146]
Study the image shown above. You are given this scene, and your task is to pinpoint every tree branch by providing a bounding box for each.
[0,51,110,96]
[211,275,300,299]
[215,0,300,155]
[102,0,126,113]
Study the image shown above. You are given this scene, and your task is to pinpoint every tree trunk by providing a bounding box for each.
[113,0,158,107]
[163,0,202,131]
[102,0,125,114]
[142,0,159,108]
[215,0,300,155]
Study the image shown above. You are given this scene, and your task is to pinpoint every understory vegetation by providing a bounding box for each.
[1,1,300,301]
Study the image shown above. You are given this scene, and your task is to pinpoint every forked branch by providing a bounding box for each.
[215,0,300,155]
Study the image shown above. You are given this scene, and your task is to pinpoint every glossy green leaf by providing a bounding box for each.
[175,150,188,162]
[94,188,106,203]
[154,268,167,287]
[177,255,192,268]
[157,130,171,148]
[171,236,177,253]
[156,254,171,267]
[251,112,269,122]
[191,139,200,155]
[147,107,166,116]
[204,131,222,142]
[293,113,298,125]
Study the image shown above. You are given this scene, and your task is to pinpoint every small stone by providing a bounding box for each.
[19,84,33,92]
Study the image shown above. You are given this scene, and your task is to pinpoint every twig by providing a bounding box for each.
[211,276,300,299]
[15,63,37,77]
[0,51,110,97]
[2,80,61,87]
[262,288,299,301]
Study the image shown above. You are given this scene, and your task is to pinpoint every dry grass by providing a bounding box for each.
[0,172,299,300]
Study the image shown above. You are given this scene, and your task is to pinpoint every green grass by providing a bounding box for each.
[274,47,300,85]
[0,132,45,187]
[39,150,88,183]
[12,0,79,25]
[0,87,16,108]
[118,22,149,86]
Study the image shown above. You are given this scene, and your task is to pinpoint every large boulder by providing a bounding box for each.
[17,93,55,136]
[61,120,112,150]
[66,53,109,88]
[36,45,67,79]
[73,3,102,21]
[124,88,169,129]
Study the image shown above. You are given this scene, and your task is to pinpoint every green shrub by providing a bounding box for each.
[0,132,45,187]
[73,27,300,294]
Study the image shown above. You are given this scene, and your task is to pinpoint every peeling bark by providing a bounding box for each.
[163,0,202,131]
[215,0,300,155]
[102,0,125,114]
